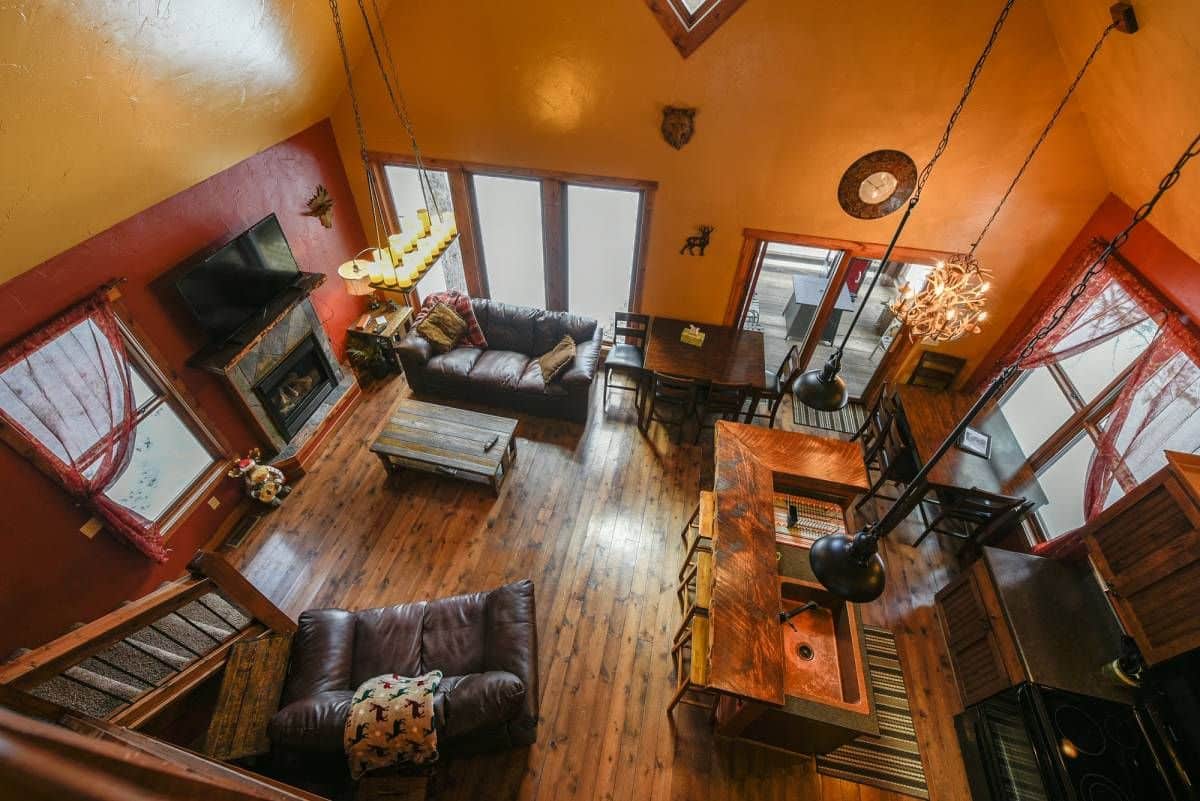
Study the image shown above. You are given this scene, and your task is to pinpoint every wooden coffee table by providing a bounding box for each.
[370,400,518,494]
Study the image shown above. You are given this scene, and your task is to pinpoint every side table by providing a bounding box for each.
[347,305,414,384]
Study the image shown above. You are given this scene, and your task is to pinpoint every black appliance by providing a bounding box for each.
[957,683,1183,801]
[175,214,302,343]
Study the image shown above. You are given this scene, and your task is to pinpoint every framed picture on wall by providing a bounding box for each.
[957,426,992,459]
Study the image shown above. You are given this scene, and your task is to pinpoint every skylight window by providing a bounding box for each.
[644,0,749,58]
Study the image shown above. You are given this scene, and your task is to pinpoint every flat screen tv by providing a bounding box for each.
[175,214,302,343]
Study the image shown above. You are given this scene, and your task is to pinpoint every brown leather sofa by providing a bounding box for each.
[396,299,602,422]
[268,580,538,767]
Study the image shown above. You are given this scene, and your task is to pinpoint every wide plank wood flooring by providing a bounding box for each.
[230,376,971,801]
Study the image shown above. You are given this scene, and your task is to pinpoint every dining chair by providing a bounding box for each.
[643,373,702,443]
[912,487,1034,550]
[743,344,804,428]
[855,400,930,530]
[695,382,750,444]
[604,311,650,409]
[850,382,891,455]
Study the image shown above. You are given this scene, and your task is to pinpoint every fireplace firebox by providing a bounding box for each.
[253,335,336,440]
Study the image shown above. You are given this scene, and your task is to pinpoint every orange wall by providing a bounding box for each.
[331,0,1112,373]
[0,121,365,658]
[0,0,388,283]
[1043,0,1200,267]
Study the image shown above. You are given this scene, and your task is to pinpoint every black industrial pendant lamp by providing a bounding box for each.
[808,1,1148,603]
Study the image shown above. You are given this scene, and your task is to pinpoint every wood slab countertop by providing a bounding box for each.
[708,422,870,707]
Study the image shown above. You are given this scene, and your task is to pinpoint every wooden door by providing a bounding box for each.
[1082,453,1200,665]
[935,563,1022,707]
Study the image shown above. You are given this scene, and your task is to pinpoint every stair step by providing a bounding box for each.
[198,593,252,630]
[96,640,177,684]
[63,665,144,703]
[30,675,125,719]
[126,628,199,667]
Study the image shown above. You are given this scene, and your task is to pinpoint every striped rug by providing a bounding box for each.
[792,399,866,435]
[816,626,929,799]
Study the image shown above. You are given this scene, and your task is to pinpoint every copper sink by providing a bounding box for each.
[779,579,870,714]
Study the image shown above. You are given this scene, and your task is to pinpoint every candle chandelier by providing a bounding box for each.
[330,0,457,299]
[891,9,1132,344]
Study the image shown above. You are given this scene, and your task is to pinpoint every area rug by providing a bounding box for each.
[792,399,866,435]
[816,626,929,799]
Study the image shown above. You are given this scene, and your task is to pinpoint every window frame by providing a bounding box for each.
[370,152,656,332]
[112,317,227,535]
[999,318,1152,544]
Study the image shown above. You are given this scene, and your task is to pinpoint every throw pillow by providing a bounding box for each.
[415,302,467,354]
[344,671,442,779]
[411,291,488,348]
[538,334,576,383]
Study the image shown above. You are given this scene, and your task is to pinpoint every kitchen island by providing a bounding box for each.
[706,421,879,753]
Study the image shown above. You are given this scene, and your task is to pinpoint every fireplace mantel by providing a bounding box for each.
[187,272,359,473]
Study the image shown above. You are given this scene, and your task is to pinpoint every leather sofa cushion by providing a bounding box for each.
[425,347,482,380]
[518,362,567,396]
[533,311,597,355]
[351,602,426,685]
[282,609,356,706]
[472,300,539,353]
[421,590,488,678]
[268,690,354,753]
[469,350,530,391]
[436,672,527,740]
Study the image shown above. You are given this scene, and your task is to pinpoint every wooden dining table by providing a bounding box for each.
[892,384,1046,505]
[642,317,767,388]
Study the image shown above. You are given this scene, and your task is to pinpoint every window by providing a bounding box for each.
[472,175,548,309]
[374,155,654,331]
[0,317,222,529]
[103,337,221,523]
[997,285,1160,540]
[646,0,751,57]
[565,184,642,326]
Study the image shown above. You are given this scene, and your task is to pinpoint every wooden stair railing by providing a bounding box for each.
[0,550,295,732]
[0,706,325,801]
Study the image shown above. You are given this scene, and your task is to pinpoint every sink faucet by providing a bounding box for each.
[778,601,819,630]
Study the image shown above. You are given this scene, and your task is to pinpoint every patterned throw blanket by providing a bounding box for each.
[344,671,442,779]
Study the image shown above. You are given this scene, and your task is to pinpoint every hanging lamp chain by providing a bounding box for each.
[827,0,1017,360]
[327,0,388,250]
[910,0,1018,206]
[1014,129,1200,365]
[968,21,1119,256]
[355,0,444,221]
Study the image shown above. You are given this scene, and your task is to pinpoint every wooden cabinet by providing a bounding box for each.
[936,561,1023,707]
[1078,451,1200,666]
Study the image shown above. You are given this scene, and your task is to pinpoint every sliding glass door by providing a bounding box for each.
[565,184,641,326]
[471,175,548,308]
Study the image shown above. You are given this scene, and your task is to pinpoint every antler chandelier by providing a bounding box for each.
[892,9,1131,344]
[892,254,991,342]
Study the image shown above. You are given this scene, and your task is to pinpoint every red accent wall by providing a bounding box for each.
[0,120,365,658]
[970,193,1200,389]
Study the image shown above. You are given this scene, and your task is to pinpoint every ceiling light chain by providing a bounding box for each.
[892,16,1126,344]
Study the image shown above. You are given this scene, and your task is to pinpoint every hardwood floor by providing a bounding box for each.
[229,376,972,801]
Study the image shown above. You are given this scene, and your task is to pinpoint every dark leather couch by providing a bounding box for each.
[396,299,602,422]
[268,580,538,765]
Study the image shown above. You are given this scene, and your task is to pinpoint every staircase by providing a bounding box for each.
[0,550,294,730]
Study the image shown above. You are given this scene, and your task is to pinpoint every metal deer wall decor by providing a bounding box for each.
[680,225,714,256]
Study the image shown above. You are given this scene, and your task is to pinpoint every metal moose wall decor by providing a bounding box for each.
[680,225,714,256]
[661,106,696,150]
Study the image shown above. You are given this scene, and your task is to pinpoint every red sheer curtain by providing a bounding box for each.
[1004,242,1197,558]
[0,290,168,561]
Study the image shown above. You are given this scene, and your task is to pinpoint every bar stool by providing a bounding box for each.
[678,491,715,583]
[668,551,716,716]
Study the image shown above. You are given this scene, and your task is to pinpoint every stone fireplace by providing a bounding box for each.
[189,274,359,471]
